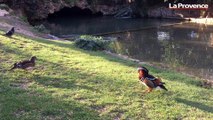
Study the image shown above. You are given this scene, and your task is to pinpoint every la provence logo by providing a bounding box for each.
[169,3,208,10]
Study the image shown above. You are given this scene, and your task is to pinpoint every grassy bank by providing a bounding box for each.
[0,32,212,120]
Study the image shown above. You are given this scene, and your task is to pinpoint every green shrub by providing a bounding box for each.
[20,16,28,22]
[0,4,10,11]
[74,35,112,51]
[34,24,49,33]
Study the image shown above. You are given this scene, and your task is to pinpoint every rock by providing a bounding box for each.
[0,9,9,16]
[114,6,134,19]
[47,34,59,40]
[5,0,128,21]
[147,7,183,19]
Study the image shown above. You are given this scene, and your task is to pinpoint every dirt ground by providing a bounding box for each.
[0,9,46,38]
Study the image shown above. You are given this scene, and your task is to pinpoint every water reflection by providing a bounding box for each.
[210,33,213,47]
[44,16,182,36]
[43,16,213,80]
[157,31,170,41]
[188,31,199,39]
[109,23,213,80]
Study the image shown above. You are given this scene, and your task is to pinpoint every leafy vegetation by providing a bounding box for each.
[33,24,49,34]
[74,35,112,51]
[0,32,212,120]
[20,16,28,23]
[0,4,10,11]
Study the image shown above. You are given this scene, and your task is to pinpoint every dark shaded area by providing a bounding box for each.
[44,17,181,35]
[167,0,213,4]
[0,81,106,119]
[143,0,213,5]
[176,98,213,113]
[87,0,126,6]
[2,0,213,22]
[48,6,103,19]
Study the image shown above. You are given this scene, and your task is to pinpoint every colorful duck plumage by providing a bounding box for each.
[138,66,168,93]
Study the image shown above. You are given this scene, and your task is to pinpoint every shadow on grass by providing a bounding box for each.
[0,86,108,120]
[159,72,201,86]
[176,98,213,113]
[30,59,134,94]
[0,41,31,57]
[0,43,34,72]
[32,75,98,92]
[0,58,144,119]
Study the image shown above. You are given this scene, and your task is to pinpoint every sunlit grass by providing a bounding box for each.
[0,32,212,120]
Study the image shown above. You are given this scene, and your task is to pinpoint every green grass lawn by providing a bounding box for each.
[0,32,212,120]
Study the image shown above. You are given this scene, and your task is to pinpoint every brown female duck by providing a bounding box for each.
[10,56,37,70]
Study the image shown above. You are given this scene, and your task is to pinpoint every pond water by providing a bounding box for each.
[108,23,213,81]
[44,17,213,81]
[44,16,182,36]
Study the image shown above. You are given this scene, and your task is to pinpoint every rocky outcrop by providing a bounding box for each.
[3,0,211,21]
[114,6,133,18]
[146,4,213,19]
[0,9,9,16]
[3,0,128,21]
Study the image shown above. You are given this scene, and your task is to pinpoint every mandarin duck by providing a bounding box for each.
[138,66,168,93]
[10,56,37,70]
[5,27,15,37]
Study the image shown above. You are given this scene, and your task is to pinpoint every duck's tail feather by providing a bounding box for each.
[10,63,17,71]
[159,85,168,91]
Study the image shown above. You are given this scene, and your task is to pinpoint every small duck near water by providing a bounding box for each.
[5,27,15,37]
[10,56,37,70]
[138,66,168,93]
